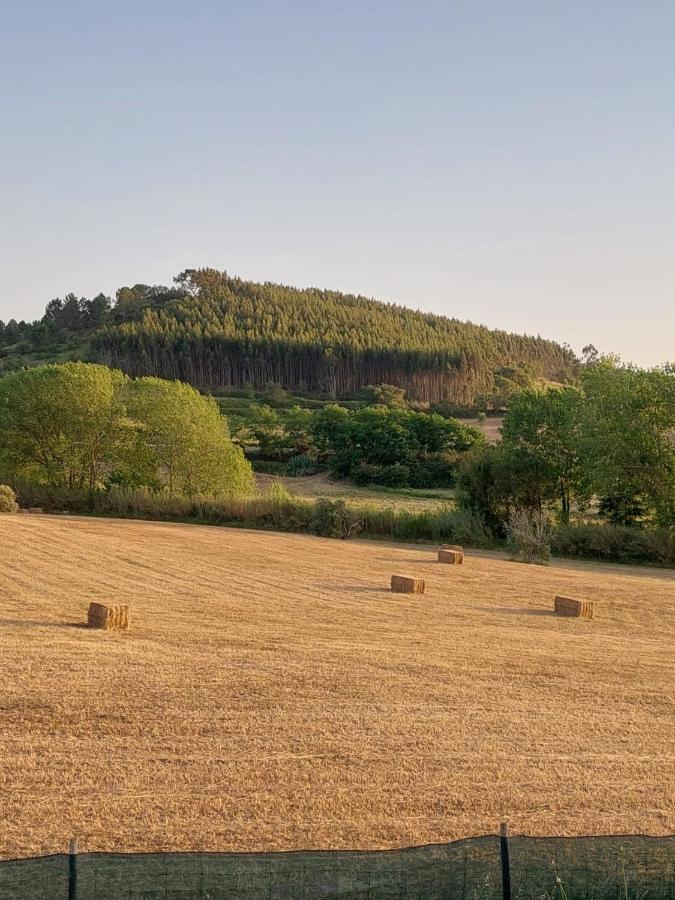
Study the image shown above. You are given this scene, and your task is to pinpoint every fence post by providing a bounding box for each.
[68,837,78,900]
[499,823,512,900]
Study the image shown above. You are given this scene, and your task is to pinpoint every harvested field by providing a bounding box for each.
[0,514,673,858]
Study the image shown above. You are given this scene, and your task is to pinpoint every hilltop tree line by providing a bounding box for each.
[0,284,184,353]
[0,269,578,405]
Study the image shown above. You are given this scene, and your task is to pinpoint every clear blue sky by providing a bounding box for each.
[1,1,673,366]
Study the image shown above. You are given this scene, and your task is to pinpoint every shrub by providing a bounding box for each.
[352,463,410,487]
[354,504,494,548]
[357,384,407,408]
[344,458,455,490]
[430,401,472,419]
[264,481,294,506]
[284,454,321,477]
[373,463,410,487]
[261,382,289,407]
[249,459,288,476]
[408,458,456,488]
[351,464,375,485]
[552,522,675,566]
[437,508,493,547]
[309,499,362,539]
[0,484,18,513]
[506,508,552,564]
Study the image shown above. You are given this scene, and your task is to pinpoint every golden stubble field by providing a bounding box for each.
[0,514,673,858]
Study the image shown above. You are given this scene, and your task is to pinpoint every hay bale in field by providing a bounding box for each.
[27,507,44,515]
[441,544,464,562]
[391,575,425,594]
[554,595,594,619]
[87,602,131,631]
[438,549,463,565]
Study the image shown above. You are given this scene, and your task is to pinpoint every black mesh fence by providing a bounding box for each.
[0,834,672,899]
[509,834,675,898]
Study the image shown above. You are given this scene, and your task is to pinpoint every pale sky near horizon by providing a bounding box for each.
[1,2,673,366]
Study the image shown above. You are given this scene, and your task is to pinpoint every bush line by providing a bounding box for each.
[12,484,675,567]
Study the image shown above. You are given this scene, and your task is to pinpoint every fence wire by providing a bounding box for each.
[0,834,672,899]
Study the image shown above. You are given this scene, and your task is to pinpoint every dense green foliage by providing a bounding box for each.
[0,363,253,497]
[458,361,675,530]
[0,363,130,490]
[500,386,586,522]
[0,285,184,374]
[311,405,484,487]
[579,362,675,526]
[221,390,484,487]
[357,384,408,408]
[551,522,675,565]
[95,269,576,403]
[0,269,577,404]
[122,377,253,496]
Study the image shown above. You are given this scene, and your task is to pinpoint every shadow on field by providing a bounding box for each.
[0,618,91,630]
[312,583,390,595]
[481,607,554,617]
[374,556,438,564]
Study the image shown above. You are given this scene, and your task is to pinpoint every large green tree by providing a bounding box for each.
[0,362,130,489]
[579,361,675,525]
[501,387,586,522]
[460,361,675,530]
[0,363,253,498]
[125,377,254,497]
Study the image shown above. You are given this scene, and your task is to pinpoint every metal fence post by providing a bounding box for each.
[68,837,78,900]
[499,823,511,900]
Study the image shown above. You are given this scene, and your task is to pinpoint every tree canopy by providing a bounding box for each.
[579,361,675,526]
[500,387,585,522]
[94,269,577,403]
[311,405,484,487]
[0,268,578,405]
[0,363,253,497]
[459,361,675,528]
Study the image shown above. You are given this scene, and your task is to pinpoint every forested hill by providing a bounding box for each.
[1,268,577,403]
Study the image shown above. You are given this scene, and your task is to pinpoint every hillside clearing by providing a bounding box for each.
[254,472,457,511]
[0,515,673,858]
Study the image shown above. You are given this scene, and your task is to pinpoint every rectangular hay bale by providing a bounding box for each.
[391,575,425,594]
[88,602,131,631]
[554,595,594,619]
[438,549,463,565]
